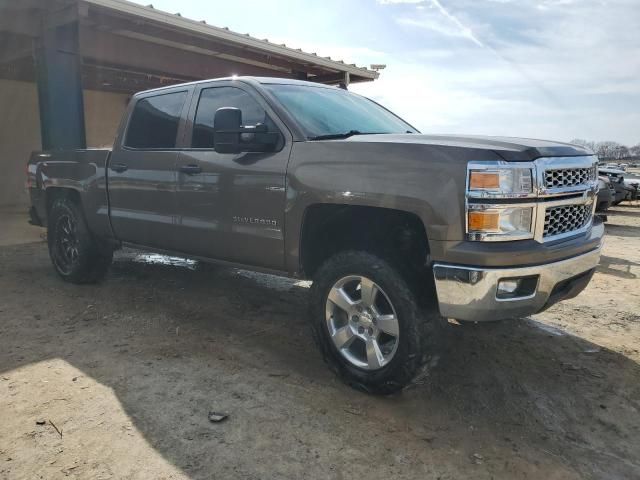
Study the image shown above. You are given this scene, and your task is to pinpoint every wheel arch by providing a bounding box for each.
[46,187,82,214]
[299,203,431,280]
[41,187,85,227]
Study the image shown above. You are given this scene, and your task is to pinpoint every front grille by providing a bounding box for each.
[544,204,592,238]
[545,167,595,189]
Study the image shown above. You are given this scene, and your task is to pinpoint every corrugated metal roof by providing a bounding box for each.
[82,0,379,81]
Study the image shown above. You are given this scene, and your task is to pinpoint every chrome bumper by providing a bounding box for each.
[432,246,602,322]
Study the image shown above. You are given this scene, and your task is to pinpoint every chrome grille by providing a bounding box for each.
[545,167,595,189]
[544,204,592,238]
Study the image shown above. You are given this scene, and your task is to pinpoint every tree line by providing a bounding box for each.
[570,139,640,160]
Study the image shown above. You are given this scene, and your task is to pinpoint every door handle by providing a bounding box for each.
[179,164,202,175]
[110,163,128,173]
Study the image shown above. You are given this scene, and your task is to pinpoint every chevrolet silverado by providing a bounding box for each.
[27,77,604,393]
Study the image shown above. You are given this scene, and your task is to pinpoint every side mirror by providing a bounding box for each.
[214,107,242,154]
[213,107,280,154]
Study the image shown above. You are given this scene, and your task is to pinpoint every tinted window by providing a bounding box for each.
[125,91,187,149]
[263,84,416,139]
[192,87,274,148]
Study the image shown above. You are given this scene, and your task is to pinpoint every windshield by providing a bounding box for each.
[263,84,418,139]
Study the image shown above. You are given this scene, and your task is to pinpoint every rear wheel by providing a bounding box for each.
[309,251,445,394]
[48,197,113,284]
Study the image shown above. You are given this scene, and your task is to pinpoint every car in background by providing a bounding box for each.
[596,176,615,214]
[601,163,628,171]
[599,168,639,204]
[624,177,640,201]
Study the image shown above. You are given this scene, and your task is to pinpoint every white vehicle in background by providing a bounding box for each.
[599,168,639,204]
[601,163,628,171]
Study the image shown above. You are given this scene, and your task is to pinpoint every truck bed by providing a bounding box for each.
[28,149,113,239]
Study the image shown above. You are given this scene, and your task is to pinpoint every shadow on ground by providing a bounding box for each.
[597,254,639,279]
[1,244,639,479]
[608,209,640,219]
[605,222,640,238]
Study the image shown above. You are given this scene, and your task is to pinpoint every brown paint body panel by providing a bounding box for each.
[169,80,292,270]
[27,77,600,279]
[28,149,112,238]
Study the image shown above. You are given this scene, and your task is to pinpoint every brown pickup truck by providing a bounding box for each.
[27,76,604,393]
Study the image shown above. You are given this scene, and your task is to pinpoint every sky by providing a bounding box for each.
[132,0,639,145]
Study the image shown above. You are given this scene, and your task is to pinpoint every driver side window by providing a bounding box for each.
[191,86,274,148]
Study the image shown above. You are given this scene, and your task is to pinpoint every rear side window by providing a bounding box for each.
[192,86,273,148]
[125,91,187,149]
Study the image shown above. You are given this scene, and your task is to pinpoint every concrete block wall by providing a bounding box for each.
[0,79,129,208]
[0,80,41,208]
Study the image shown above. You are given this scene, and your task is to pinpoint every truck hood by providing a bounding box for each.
[342,134,592,161]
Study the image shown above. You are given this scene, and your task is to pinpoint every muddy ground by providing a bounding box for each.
[0,204,639,479]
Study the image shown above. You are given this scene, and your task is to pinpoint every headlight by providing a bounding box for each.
[467,205,534,241]
[467,164,533,198]
[466,161,536,241]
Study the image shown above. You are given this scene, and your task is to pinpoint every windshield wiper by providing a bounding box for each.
[308,130,382,141]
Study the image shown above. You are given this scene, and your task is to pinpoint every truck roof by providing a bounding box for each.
[133,76,337,97]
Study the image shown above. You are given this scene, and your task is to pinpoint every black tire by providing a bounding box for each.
[47,197,113,284]
[309,250,445,394]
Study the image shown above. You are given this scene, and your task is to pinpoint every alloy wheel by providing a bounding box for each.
[54,214,80,274]
[325,275,400,370]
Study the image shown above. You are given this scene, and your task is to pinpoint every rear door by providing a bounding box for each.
[108,89,191,249]
[174,81,291,270]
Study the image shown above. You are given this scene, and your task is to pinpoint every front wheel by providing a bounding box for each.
[309,251,445,394]
[47,197,113,284]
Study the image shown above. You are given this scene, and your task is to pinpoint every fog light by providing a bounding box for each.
[496,276,538,299]
[498,279,519,294]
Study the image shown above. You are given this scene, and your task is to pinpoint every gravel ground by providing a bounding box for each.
[0,204,639,480]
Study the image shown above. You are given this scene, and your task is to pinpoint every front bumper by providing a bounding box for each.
[432,246,602,322]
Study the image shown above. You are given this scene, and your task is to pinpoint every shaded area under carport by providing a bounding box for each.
[0,0,380,206]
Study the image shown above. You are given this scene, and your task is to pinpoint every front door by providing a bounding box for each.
[108,89,190,249]
[174,83,291,270]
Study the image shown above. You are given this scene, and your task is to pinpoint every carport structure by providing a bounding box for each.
[0,0,379,206]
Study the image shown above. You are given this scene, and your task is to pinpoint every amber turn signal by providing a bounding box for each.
[469,171,500,190]
[468,211,500,232]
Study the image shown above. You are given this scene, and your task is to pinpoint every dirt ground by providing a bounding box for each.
[1,204,639,480]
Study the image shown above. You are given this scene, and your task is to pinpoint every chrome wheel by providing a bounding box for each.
[325,275,400,370]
